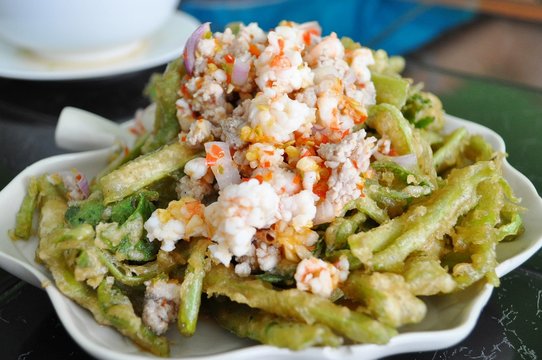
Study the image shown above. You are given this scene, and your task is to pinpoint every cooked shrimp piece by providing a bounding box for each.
[205,179,280,266]
[294,257,343,298]
[348,47,375,84]
[279,190,318,230]
[252,166,300,196]
[255,27,313,96]
[246,93,315,143]
[144,198,208,252]
[305,32,345,67]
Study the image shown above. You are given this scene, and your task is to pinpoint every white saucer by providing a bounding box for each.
[0,11,200,81]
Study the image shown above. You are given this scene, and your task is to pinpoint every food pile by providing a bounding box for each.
[12,21,523,356]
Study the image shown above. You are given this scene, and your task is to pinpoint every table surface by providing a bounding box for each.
[1,21,541,360]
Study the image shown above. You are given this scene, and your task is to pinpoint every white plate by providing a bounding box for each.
[0,115,541,359]
[0,11,200,81]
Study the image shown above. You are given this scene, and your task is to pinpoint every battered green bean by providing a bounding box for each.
[350,161,497,271]
[97,278,169,357]
[452,179,506,288]
[343,196,389,224]
[178,238,210,336]
[97,250,174,287]
[325,212,366,252]
[204,265,396,344]
[142,58,184,154]
[99,142,201,204]
[342,271,426,327]
[433,127,469,173]
[372,72,409,109]
[403,253,455,296]
[210,299,343,349]
[370,162,495,271]
[11,177,39,240]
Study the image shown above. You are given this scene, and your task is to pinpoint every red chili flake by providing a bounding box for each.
[354,113,367,124]
[302,29,319,46]
[206,144,225,166]
[313,181,328,199]
[249,44,261,57]
[322,134,330,144]
[181,84,191,98]
[254,174,264,184]
[300,147,316,158]
[224,53,235,64]
[278,38,285,51]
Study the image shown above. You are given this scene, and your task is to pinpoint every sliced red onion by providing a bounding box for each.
[231,58,250,86]
[75,171,90,199]
[374,152,418,170]
[183,22,211,75]
[58,169,89,200]
[204,141,241,190]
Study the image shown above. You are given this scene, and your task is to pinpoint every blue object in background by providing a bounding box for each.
[179,0,474,55]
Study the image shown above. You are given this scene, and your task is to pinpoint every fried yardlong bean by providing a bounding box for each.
[433,127,468,173]
[142,58,184,154]
[344,196,389,224]
[367,104,415,155]
[367,104,436,181]
[178,238,210,336]
[350,162,497,271]
[204,265,396,344]
[100,142,200,204]
[370,162,495,271]
[34,177,109,329]
[342,271,426,328]
[452,179,507,288]
[325,212,366,252]
[372,72,409,109]
[210,300,343,350]
[97,278,169,357]
[11,177,39,240]
[403,253,455,296]
[35,178,169,356]
[98,250,167,286]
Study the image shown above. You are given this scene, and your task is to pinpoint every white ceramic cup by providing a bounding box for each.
[0,0,180,61]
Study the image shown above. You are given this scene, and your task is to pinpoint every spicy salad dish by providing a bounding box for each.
[7,20,539,358]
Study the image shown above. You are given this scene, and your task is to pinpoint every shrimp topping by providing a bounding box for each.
[168,20,378,267]
[205,179,280,266]
[144,198,208,251]
[295,257,346,298]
